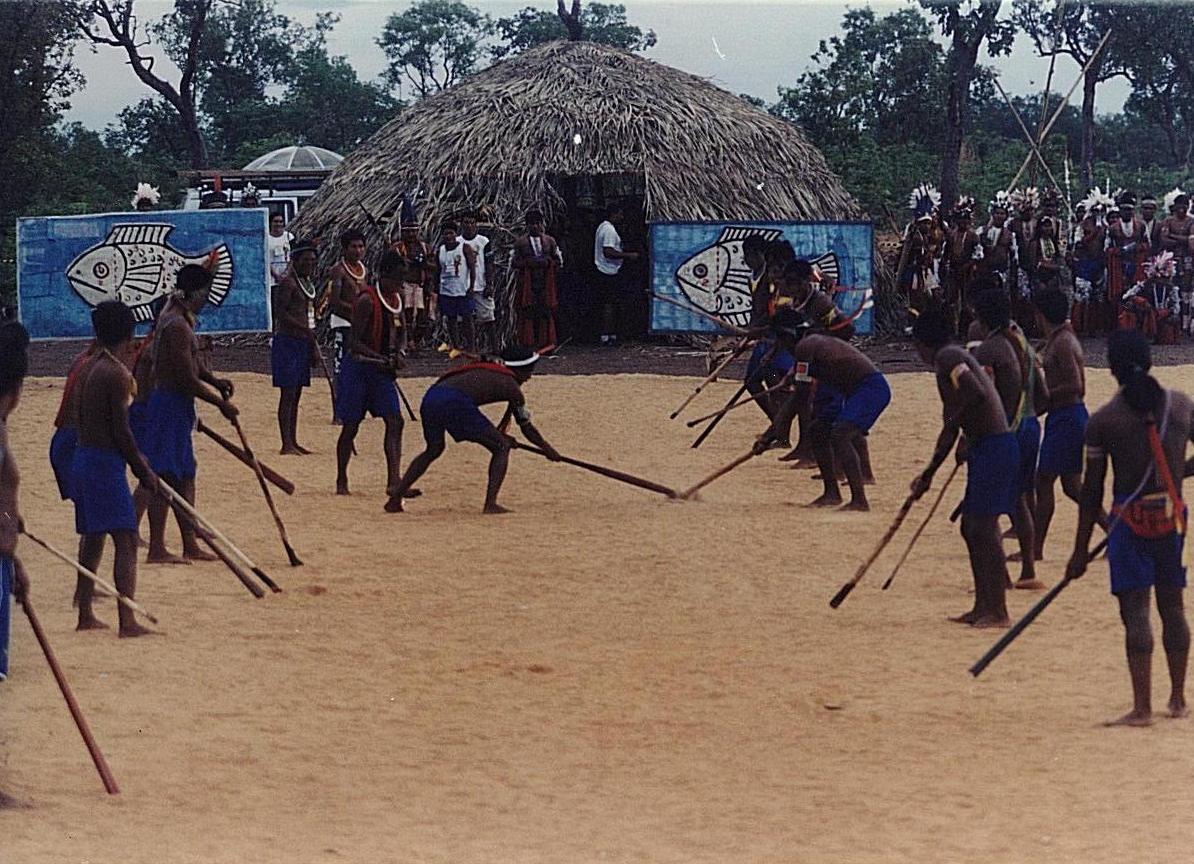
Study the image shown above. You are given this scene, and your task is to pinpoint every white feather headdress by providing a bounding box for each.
[908,183,941,219]
[131,182,160,208]
[1079,185,1116,213]
[1008,186,1040,212]
[1164,187,1187,213]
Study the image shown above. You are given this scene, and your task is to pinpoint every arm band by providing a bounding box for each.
[513,405,532,425]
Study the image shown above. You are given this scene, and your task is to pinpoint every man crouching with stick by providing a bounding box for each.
[386,346,561,514]
[1066,330,1193,727]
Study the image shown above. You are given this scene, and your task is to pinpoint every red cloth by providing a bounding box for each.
[435,361,515,386]
[517,255,558,350]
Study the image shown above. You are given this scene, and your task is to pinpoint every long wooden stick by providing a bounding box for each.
[830,492,918,608]
[650,292,751,336]
[881,462,961,591]
[511,440,678,498]
[993,77,1074,221]
[195,419,295,495]
[669,337,755,420]
[22,598,119,794]
[691,342,778,449]
[158,484,277,594]
[229,415,302,567]
[969,536,1108,677]
[686,367,796,428]
[313,341,337,423]
[679,448,758,500]
[395,381,418,421]
[21,530,159,625]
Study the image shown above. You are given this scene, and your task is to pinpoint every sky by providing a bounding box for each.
[66,0,1132,136]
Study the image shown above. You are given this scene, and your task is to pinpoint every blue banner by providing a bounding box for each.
[649,220,874,336]
[17,209,271,339]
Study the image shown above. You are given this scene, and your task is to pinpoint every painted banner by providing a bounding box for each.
[649,220,875,336]
[17,208,271,339]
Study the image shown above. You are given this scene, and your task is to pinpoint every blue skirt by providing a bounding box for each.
[144,388,197,480]
[49,425,78,500]
[1038,402,1088,477]
[963,431,1020,517]
[71,445,137,536]
[271,332,312,389]
[1016,415,1041,490]
[336,355,400,425]
[420,384,494,449]
[837,372,891,433]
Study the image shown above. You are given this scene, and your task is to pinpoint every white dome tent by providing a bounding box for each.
[182,144,346,218]
[243,145,344,173]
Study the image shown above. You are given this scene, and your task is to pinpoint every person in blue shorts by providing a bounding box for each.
[272,240,318,455]
[910,304,1016,628]
[71,302,160,637]
[1067,330,1192,727]
[336,250,410,497]
[143,265,238,565]
[386,345,561,515]
[0,322,31,681]
[48,345,94,503]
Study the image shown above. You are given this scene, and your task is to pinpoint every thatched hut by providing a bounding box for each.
[293,40,874,341]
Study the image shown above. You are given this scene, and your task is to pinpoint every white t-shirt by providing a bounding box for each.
[267,231,292,283]
[438,242,468,297]
[460,233,489,294]
[594,220,622,275]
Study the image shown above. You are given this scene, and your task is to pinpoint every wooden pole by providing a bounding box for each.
[994,77,1075,222]
[691,342,778,449]
[686,367,795,427]
[21,530,159,625]
[229,416,302,567]
[830,492,918,608]
[678,448,758,500]
[511,440,679,498]
[313,342,337,423]
[394,381,418,422]
[22,598,120,794]
[191,522,266,599]
[650,292,751,336]
[195,420,295,495]
[881,462,961,591]
[669,337,755,420]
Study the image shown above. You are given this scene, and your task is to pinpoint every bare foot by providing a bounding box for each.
[1015,578,1047,590]
[807,494,843,508]
[146,550,189,565]
[948,609,978,624]
[1103,709,1153,727]
[76,616,110,632]
[183,548,219,563]
[280,446,302,455]
[404,487,422,499]
[295,444,312,455]
[1168,698,1189,719]
[787,459,819,470]
[119,622,159,638]
[970,613,1011,629]
[383,496,404,513]
[483,503,512,515]
[840,500,870,512]
[336,480,350,496]
[778,447,813,462]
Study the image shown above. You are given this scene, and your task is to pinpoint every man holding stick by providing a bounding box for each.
[272,240,318,455]
[336,250,408,497]
[70,303,160,636]
[386,345,561,515]
[0,322,31,680]
[911,304,1017,628]
[143,265,238,564]
[1067,331,1193,727]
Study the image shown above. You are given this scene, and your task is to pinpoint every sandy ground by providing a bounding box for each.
[2,363,1193,863]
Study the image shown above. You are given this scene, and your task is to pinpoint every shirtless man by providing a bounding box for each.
[48,343,95,504]
[0,322,31,682]
[335,250,408,497]
[1067,330,1193,727]
[979,201,1014,289]
[272,241,318,455]
[764,310,890,511]
[1034,288,1106,557]
[911,304,1017,627]
[387,345,561,515]
[327,229,370,384]
[143,265,238,564]
[70,303,159,636]
[390,221,436,349]
[970,287,1048,589]
[1160,193,1194,293]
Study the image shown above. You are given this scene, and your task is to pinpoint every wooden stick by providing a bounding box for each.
[669,337,755,420]
[395,381,418,422]
[313,341,338,423]
[830,492,918,608]
[158,484,277,594]
[691,343,778,449]
[511,440,679,498]
[969,536,1109,677]
[21,530,159,625]
[881,462,961,591]
[229,415,302,568]
[650,292,751,336]
[22,598,120,794]
[993,77,1074,221]
[686,368,795,427]
[679,448,758,500]
[191,522,266,598]
[195,420,295,496]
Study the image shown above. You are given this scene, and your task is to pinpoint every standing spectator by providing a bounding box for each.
[327,229,370,417]
[131,182,160,212]
[459,211,495,353]
[513,209,561,351]
[390,209,436,350]
[593,201,639,345]
[272,241,318,455]
[267,213,293,287]
[437,219,476,351]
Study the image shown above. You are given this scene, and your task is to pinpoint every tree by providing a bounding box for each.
[920,0,1015,210]
[378,0,493,98]
[492,2,655,59]
[75,0,213,168]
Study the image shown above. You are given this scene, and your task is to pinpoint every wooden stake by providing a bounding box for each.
[195,419,295,495]
[313,342,338,423]
[686,367,795,427]
[882,462,961,591]
[21,530,159,625]
[512,440,678,498]
[229,415,302,567]
[691,342,777,449]
[830,492,917,608]
[22,598,120,794]
[669,337,755,420]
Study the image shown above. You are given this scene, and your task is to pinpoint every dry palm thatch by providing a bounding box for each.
[293,40,888,340]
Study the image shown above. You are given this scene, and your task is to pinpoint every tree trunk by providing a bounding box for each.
[181,110,207,170]
[557,0,583,41]
[939,37,979,214]
[1079,62,1099,192]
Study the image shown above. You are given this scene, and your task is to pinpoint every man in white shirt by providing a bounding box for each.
[267,213,293,286]
[437,219,477,351]
[460,211,495,352]
[593,201,639,345]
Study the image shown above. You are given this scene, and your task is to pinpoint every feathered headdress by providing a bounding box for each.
[908,183,941,220]
[1114,188,1136,208]
[1079,185,1116,213]
[1146,251,1177,280]
[1008,186,1039,212]
[131,182,160,209]
[953,195,976,220]
[1040,186,1061,208]
[988,190,1011,213]
[1164,187,1187,213]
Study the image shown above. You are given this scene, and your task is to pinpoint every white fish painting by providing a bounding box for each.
[673,226,841,328]
[66,223,233,323]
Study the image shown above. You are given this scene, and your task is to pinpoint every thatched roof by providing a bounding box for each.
[292,40,865,243]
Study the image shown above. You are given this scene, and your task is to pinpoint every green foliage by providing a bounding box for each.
[491,2,656,60]
[378,0,493,98]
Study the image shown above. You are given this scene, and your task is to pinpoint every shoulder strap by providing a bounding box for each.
[1146,404,1186,536]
